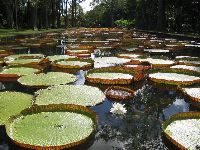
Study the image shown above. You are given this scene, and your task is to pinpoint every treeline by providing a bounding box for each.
[86,0,200,34]
[0,0,200,34]
[0,0,85,30]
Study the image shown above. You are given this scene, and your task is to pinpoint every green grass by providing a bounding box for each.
[0,28,65,38]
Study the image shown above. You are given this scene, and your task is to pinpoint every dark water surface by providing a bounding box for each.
[0,33,199,150]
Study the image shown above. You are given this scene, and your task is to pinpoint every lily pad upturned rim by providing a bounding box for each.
[162,112,200,150]
[104,86,135,101]
[5,104,97,150]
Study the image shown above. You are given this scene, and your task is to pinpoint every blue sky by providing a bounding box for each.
[80,0,93,12]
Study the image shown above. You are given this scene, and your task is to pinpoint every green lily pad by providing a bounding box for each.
[6,104,96,149]
[5,54,44,61]
[5,58,45,66]
[35,85,105,106]
[55,60,92,69]
[18,72,77,88]
[0,91,32,125]
[170,65,200,73]
[0,67,40,76]
[47,55,76,62]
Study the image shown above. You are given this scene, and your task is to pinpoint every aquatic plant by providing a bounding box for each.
[5,104,97,149]
[18,72,77,88]
[110,103,127,115]
[0,91,32,125]
[163,112,200,150]
[35,85,105,106]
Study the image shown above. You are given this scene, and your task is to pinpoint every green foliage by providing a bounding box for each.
[115,19,135,28]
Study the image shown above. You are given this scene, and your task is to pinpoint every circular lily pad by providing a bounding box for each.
[47,55,76,62]
[182,87,200,102]
[5,104,96,149]
[149,72,200,86]
[163,112,200,150]
[86,67,137,84]
[144,49,169,53]
[35,85,105,106]
[117,53,141,59]
[0,91,33,125]
[0,67,41,82]
[170,65,200,73]
[178,60,200,67]
[104,86,135,101]
[94,57,131,65]
[18,72,77,88]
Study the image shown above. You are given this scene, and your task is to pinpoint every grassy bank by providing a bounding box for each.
[0,28,65,38]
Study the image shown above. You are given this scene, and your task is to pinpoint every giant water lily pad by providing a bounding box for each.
[0,67,40,76]
[18,72,77,88]
[94,57,131,65]
[182,87,200,102]
[149,72,200,85]
[178,60,200,67]
[47,55,76,62]
[5,58,48,67]
[6,104,96,149]
[0,67,41,82]
[85,67,141,84]
[35,85,105,106]
[5,54,44,61]
[170,65,200,73]
[117,53,141,59]
[163,112,200,150]
[0,92,32,125]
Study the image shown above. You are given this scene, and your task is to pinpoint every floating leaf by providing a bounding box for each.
[163,112,200,150]
[18,72,77,88]
[5,104,96,149]
[149,72,200,86]
[35,85,105,106]
[0,91,32,125]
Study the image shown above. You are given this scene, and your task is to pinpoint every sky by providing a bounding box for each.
[80,0,94,12]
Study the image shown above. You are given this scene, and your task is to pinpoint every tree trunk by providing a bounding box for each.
[71,0,75,27]
[56,0,61,28]
[52,0,56,28]
[74,0,77,27]
[157,0,165,31]
[15,0,18,30]
[64,0,68,28]
[33,5,38,30]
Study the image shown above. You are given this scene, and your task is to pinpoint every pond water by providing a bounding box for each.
[0,31,199,150]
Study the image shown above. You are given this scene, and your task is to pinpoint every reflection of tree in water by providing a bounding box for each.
[96,112,168,149]
[134,84,176,120]
[94,84,177,149]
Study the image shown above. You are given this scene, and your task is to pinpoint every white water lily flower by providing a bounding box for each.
[110,103,127,115]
